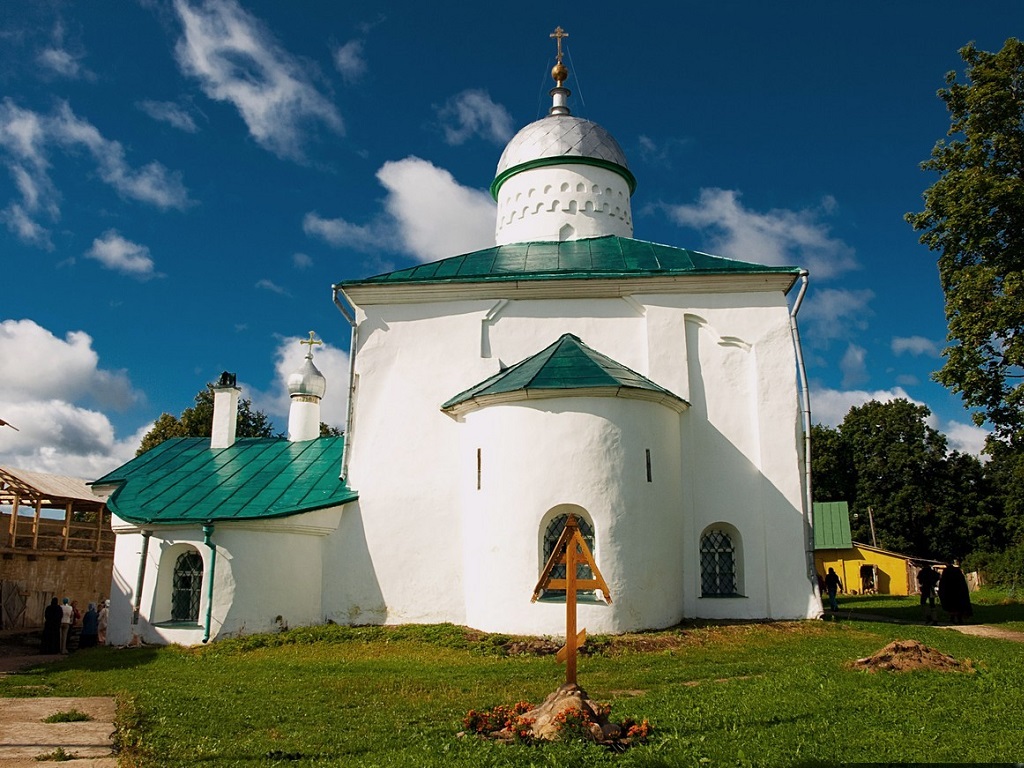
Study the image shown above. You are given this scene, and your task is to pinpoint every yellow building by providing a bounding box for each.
[813,501,920,596]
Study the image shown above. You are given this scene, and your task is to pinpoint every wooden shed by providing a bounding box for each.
[1,466,113,629]
[812,501,919,596]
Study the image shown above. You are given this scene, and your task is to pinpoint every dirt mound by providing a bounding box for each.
[851,639,973,673]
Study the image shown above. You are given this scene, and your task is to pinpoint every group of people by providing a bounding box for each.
[819,563,973,624]
[41,597,109,654]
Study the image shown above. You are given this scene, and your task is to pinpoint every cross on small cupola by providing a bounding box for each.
[550,26,569,87]
[300,330,322,358]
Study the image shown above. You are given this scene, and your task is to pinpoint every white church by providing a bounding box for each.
[95,36,821,646]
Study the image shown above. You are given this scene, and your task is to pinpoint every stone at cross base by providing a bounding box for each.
[522,682,621,742]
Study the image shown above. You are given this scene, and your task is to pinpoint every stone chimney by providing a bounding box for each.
[210,371,240,450]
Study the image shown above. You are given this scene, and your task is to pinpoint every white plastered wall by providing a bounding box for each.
[458,398,684,635]
[107,509,339,645]
[342,287,817,633]
[495,165,633,245]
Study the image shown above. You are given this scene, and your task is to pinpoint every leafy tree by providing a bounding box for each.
[906,39,1024,445]
[319,423,343,437]
[137,385,277,455]
[839,400,949,557]
[810,423,856,502]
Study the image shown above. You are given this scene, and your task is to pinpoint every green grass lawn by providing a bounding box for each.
[839,586,1024,631]
[2,617,1022,767]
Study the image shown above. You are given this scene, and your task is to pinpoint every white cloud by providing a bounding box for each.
[255,278,290,296]
[0,400,147,478]
[437,89,513,146]
[840,344,868,388]
[173,0,343,161]
[0,319,148,477]
[944,420,989,456]
[799,287,874,342]
[376,157,495,261]
[292,252,312,269]
[305,157,495,263]
[248,335,351,431]
[810,385,922,428]
[334,39,367,84]
[303,212,383,252]
[36,21,91,81]
[892,335,942,357]
[665,188,858,279]
[0,99,190,246]
[85,230,157,277]
[137,100,199,133]
[0,320,140,410]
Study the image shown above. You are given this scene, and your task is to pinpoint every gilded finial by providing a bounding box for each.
[300,331,322,357]
[550,26,569,87]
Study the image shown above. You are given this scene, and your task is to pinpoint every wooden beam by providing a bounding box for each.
[62,501,72,551]
[32,500,41,550]
[7,492,18,547]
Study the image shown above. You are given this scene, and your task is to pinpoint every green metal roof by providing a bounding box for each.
[813,501,853,550]
[442,333,688,415]
[337,235,802,288]
[92,437,357,525]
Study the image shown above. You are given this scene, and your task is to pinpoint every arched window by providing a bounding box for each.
[171,549,203,622]
[700,529,737,597]
[541,514,595,599]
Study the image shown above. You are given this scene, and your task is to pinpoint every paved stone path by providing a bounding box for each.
[0,696,116,767]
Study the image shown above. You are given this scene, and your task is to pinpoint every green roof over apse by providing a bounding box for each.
[813,501,853,550]
[91,436,357,525]
[336,235,802,288]
[442,333,688,416]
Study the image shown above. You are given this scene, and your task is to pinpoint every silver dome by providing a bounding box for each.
[494,115,630,178]
[287,356,327,399]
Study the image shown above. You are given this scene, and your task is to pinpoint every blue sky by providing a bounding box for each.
[0,0,1018,478]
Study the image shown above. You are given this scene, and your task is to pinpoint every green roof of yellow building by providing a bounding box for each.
[813,501,853,550]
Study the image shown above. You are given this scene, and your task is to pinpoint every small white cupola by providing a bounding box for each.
[287,331,327,443]
[491,26,636,246]
[210,371,240,449]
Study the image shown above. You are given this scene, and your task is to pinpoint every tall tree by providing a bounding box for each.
[137,385,276,455]
[810,423,856,503]
[906,39,1024,445]
[839,400,949,557]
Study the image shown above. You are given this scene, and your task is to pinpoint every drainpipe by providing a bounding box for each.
[202,523,217,643]
[331,285,359,482]
[789,271,815,584]
[132,530,151,627]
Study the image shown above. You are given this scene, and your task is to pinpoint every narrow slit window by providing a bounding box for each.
[476,448,481,490]
[645,449,652,483]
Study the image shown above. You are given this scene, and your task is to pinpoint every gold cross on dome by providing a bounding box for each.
[300,331,322,353]
[550,26,568,64]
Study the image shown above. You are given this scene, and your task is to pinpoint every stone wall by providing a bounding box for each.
[0,551,113,628]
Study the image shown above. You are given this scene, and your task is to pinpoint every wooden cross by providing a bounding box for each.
[532,514,611,685]
[550,26,569,65]
[300,331,322,353]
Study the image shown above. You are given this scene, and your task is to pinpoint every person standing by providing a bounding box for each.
[79,603,99,648]
[41,598,62,654]
[939,563,973,624]
[917,564,940,624]
[58,598,73,654]
[97,599,109,645]
[824,568,843,612]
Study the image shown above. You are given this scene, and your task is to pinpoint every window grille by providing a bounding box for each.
[700,529,737,596]
[171,550,203,622]
[542,514,595,597]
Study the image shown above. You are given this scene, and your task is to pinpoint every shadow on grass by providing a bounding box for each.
[837,590,1024,627]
